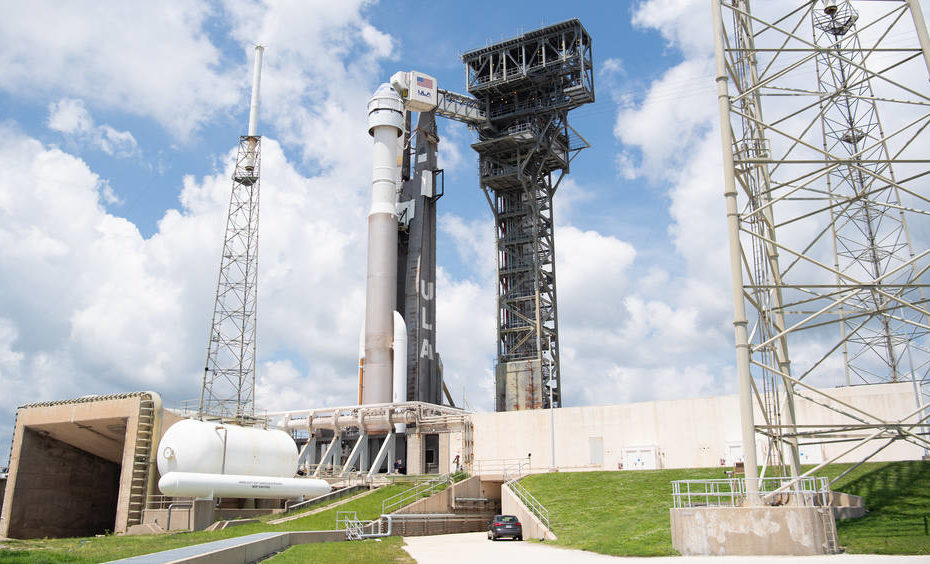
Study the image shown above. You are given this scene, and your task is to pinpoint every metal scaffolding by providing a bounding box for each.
[462,19,594,411]
[712,0,930,498]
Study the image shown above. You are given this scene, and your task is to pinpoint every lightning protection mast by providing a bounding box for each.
[713,0,930,501]
[199,45,265,422]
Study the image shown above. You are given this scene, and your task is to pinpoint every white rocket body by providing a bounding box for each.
[362,84,404,405]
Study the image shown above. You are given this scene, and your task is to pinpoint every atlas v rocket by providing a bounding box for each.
[359,73,443,410]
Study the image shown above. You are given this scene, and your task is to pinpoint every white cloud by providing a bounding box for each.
[613,57,716,180]
[48,98,139,159]
[0,1,240,139]
[631,0,712,56]
[221,0,397,169]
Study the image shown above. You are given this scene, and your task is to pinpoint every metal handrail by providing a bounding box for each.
[473,457,531,478]
[505,476,550,531]
[671,476,831,508]
[283,484,365,514]
[336,511,365,540]
[381,473,452,514]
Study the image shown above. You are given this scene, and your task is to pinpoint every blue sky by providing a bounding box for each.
[2,0,865,463]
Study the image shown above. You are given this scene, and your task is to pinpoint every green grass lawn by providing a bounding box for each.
[521,467,723,556]
[821,461,930,554]
[0,484,411,563]
[521,461,930,557]
[264,536,413,563]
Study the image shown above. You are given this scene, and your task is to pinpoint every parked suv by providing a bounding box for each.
[487,514,522,541]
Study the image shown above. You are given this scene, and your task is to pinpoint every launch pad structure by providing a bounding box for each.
[359,19,594,412]
[5,10,930,557]
[464,21,594,411]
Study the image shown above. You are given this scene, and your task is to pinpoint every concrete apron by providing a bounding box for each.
[671,506,835,556]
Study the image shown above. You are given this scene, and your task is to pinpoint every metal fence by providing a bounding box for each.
[671,476,831,508]
[505,477,550,531]
[472,457,531,478]
[381,473,453,514]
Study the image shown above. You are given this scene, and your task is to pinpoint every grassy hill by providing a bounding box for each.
[520,460,930,556]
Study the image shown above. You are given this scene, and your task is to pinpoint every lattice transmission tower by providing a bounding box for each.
[462,20,594,411]
[712,0,930,489]
[199,46,265,421]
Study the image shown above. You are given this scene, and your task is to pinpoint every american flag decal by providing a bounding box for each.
[416,75,434,89]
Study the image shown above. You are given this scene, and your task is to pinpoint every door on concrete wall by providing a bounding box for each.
[622,446,657,470]
[424,434,439,474]
[725,442,744,466]
[588,436,603,467]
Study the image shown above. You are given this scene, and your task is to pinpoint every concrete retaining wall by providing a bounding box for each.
[501,484,556,541]
[670,506,833,555]
[3,429,121,538]
[473,383,923,472]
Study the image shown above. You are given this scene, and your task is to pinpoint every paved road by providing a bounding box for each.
[401,532,930,564]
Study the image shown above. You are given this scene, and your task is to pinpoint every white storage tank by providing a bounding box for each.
[157,419,297,478]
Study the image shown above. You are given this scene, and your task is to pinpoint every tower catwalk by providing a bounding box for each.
[199,45,264,421]
[712,0,930,493]
[462,20,594,410]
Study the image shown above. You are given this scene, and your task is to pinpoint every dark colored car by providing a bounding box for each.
[487,514,522,541]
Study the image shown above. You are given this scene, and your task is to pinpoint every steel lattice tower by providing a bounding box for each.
[199,46,264,421]
[463,20,594,410]
[712,0,930,497]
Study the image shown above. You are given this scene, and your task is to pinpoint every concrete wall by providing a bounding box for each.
[670,506,833,555]
[472,382,923,472]
[0,392,155,538]
[3,429,122,538]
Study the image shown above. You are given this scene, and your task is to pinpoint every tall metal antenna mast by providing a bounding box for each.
[199,45,265,421]
[712,0,930,497]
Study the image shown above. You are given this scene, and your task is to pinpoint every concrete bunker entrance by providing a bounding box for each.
[8,420,126,538]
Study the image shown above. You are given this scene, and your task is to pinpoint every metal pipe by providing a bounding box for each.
[712,0,761,505]
[215,425,228,474]
[247,45,264,137]
[907,0,930,80]
[165,502,192,532]
[363,84,404,405]
[284,411,416,432]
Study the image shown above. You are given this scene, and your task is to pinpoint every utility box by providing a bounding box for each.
[622,446,659,470]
